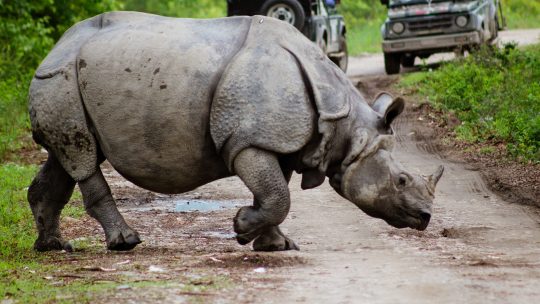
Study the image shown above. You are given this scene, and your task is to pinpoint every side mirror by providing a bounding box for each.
[380,0,389,6]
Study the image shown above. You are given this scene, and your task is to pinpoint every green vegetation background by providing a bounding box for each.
[0,0,539,301]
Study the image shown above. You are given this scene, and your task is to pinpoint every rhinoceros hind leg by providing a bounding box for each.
[253,226,299,251]
[78,168,141,251]
[28,154,76,252]
[233,148,290,245]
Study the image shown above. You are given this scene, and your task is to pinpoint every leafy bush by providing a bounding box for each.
[0,0,122,161]
[410,44,540,162]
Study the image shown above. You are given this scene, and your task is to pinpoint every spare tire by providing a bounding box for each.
[261,0,305,31]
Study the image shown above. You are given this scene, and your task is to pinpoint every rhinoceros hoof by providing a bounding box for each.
[34,236,73,252]
[106,229,141,251]
[236,229,264,245]
[253,231,300,252]
[233,206,263,235]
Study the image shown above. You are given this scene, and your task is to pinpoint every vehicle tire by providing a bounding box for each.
[318,35,327,53]
[331,34,348,72]
[492,19,499,40]
[261,0,305,31]
[401,55,415,68]
[384,53,400,75]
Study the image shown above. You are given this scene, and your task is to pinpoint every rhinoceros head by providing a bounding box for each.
[328,93,444,231]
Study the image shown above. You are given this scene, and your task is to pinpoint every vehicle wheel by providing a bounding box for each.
[318,36,327,53]
[401,55,415,68]
[384,53,400,75]
[492,19,499,41]
[261,0,305,31]
[331,34,348,72]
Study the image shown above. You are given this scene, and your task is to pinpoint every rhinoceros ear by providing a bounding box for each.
[371,92,405,129]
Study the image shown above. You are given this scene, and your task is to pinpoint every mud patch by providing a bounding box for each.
[199,253,307,268]
[440,226,494,239]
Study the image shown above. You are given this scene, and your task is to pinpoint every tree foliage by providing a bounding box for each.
[122,0,225,18]
[0,0,121,78]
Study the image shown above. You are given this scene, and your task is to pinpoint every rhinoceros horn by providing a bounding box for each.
[428,165,445,191]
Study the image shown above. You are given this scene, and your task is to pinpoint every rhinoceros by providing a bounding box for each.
[28,11,443,252]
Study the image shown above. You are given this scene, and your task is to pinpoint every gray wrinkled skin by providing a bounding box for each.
[28,11,443,252]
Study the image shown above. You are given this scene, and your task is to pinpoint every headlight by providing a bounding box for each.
[456,15,468,27]
[392,22,405,34]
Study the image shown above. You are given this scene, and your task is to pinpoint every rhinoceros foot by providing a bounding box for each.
[253,227,299,251]
[234,206,265,244]
[106,228,141,251]
[34,236,73,252]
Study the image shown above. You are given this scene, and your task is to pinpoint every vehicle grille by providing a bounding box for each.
[408,17,453,32]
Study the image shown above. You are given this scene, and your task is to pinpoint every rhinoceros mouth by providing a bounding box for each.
[387,209,430,231]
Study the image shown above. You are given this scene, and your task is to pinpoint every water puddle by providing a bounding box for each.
[202,231,237,239]
[174,199,245,212]
[125,198,249,213]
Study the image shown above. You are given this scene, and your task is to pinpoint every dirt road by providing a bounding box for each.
[267,96,540,303]
[92,85,540,303]
[53,29,540,303]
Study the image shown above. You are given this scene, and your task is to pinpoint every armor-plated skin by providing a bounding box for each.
[28,12,443,252]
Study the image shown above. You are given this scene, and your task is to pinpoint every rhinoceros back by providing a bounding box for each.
[76,12,251,192]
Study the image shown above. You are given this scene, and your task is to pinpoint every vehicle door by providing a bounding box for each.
[309,0,330,52]
[325,0,341,53]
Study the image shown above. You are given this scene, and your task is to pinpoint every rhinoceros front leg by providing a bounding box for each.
[233,148,296,250]
[252,168,299,251]
[78,169,141,251]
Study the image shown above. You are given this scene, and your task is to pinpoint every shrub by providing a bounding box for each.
[412,44,540,162]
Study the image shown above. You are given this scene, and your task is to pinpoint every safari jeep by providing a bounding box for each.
[227,0,348,71]
[380,0,505,74]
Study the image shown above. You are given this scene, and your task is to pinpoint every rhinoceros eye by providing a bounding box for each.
[398,173,409,187]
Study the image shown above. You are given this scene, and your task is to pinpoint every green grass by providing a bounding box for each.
[0,164,40,259]
[2,269,232,303]
[503,0,540,29]
[347,21,384,55]
[0,73,34,161]
[400,43,540,162]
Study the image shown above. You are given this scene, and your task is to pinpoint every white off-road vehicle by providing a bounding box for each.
[380,0,505,74]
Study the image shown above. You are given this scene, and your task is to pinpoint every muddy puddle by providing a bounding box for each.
[125,197,251,213]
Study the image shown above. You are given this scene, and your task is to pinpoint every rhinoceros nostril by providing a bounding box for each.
[420,212,431,223]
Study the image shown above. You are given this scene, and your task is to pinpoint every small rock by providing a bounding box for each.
[148,265,166,273]
[253,267,266,273]
[116,285,131,290]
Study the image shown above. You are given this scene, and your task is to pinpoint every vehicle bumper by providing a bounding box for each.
[382,31,481,53]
